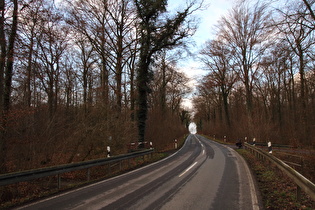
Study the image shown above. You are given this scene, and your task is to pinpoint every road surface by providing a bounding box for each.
[17,134,262,210]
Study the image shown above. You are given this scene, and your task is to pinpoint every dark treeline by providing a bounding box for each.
[0,0,198,174]
[195,0,315,147]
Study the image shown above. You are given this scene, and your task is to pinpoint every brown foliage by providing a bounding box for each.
[2,105,137,174]
[145,109,187,152]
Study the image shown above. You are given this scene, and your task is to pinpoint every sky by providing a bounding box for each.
[169,0,235,110]
[188,122,197,134]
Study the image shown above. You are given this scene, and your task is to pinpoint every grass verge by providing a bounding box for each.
[237,149,315,209]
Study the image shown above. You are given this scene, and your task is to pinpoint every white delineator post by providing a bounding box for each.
[268,141,272,154]
[175,139,178,149]
[107,146,111,157]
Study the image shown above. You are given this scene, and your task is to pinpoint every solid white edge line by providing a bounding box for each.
[194,135,260,209]
[226,146,260,210]
[242,154,260,210]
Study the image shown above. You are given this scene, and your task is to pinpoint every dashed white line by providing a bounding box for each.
[179,162,198,177]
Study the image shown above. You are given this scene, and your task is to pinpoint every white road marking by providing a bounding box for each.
[179,162,198,177]
[226,146,260,210]
[243,156,260,210]
[193,134,205,153]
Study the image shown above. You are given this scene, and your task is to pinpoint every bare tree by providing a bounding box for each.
[35,6,68,118]
[200,39,238,127]
[104,0,136,112]
[65,0,111,108]
[194,78,219,133]
[256,42,292,128]
[73,35,97,114]
[17,0,42,107]
[150,54,191,114]
[125,34,139,119]
[217,1,273,118]
[276,0,315,143]
[301,0,315,28]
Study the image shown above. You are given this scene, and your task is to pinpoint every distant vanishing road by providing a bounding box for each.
[17,134,262,210]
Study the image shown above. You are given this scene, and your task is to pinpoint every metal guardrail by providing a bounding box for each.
[244,142,315,201]
[252,142,294,148]
[0,149,154,187]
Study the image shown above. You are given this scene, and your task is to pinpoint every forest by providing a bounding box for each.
[195,0,315,148]
[0,0,196,174]
[0,0,314,176]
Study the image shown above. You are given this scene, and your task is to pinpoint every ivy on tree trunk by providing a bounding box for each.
[134,0,195,143]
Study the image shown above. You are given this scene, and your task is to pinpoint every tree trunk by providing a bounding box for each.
[0,0,18,174]
[25,39,34,107]
[160,55,167,112]
[0,0,5,114]
[129,40,137,121]
[101,58,109,108]
[137,55,150,143]
[115,27,124,112]
[3,0,18,113]
[297,42,309,144]
[222,89,231,127]
[83,65,88,114]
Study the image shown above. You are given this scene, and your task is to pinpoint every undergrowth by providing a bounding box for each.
[237,149,315,209]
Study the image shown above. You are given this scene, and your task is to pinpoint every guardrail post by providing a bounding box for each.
[87,168,91,182]
[58,174,61,189]
[296,185,301,201]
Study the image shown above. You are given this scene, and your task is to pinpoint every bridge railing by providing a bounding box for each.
[244,142,315,201]
[0,149,154,188]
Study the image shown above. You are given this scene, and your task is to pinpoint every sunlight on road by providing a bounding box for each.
[189,122,197,134]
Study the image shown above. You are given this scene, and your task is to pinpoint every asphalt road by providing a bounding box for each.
[17,134,262,210]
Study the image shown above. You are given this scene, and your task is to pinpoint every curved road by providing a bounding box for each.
[18,134,262,210]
